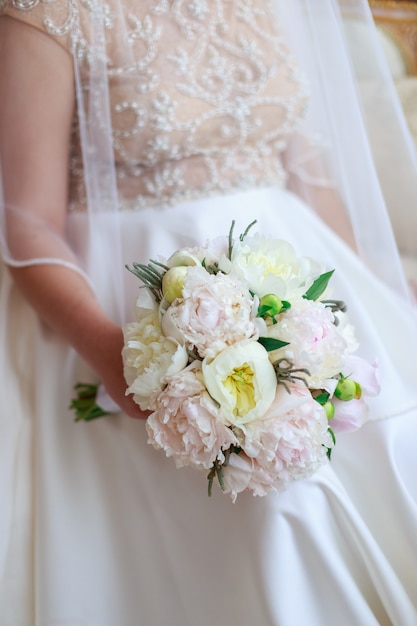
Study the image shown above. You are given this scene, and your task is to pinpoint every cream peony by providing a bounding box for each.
[162,266,261,359]
[267,298,348,388]
[230,234,323,300]
[146,363,237,469]
[122,306,188,411]
[202,340,277,427]
[166,249,201,268]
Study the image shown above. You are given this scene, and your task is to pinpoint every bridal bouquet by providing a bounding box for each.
[72,221,379,500]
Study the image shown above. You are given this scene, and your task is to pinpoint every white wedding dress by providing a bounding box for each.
[1,2,417,625]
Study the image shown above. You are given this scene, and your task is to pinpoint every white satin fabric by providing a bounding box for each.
[1,186,416,626]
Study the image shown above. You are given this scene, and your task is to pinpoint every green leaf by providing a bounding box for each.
[258,337,289,351]
[314,392,330,406]
[303,270,335,301]
[69,383,110,422]
[257,304,274,318]
[324,427,336,460]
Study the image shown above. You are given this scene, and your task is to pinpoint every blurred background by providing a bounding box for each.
[369,0,417,287]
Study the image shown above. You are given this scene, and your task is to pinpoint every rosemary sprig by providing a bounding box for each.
[207,445,241,496]
[227,219,258,259]
[125,259,169,302]
[273,358,310,392]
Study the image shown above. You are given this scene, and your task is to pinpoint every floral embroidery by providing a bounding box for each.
[2,0,310,210]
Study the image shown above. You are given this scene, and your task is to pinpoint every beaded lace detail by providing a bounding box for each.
[2,0,310,210]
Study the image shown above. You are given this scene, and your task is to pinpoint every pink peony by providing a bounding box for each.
[162,266,261,359]
[240,383,332,490]
[146,363,237,470]
[222,452,277,502]
[267,298,348,388]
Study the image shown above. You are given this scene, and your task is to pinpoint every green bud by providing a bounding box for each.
[162,266,188,304]
[323,401,335,420]
[259,294,283,318]
[334,378,359,402]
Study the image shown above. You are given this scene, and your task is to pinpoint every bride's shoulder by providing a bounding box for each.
[0,0,94,55]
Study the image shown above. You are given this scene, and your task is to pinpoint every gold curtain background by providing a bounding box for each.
[371,0,417,143]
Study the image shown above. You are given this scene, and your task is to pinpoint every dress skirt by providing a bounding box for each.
[1,186,416,626]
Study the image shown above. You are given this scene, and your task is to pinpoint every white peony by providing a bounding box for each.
[122,300,188,411]
[202,340,277,427]
[230,234,323,300]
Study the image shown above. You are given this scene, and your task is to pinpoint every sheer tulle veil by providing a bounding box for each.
[1,0,417,318]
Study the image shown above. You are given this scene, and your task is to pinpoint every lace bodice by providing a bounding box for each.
[1,0,309,210]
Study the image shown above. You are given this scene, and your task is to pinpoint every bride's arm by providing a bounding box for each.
[283,132,357,250]
[0,18,144,419]
[287,175,357,250]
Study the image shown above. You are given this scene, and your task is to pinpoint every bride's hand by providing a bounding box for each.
[92,324,149,420]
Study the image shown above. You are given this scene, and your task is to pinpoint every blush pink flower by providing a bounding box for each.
[331,355,380,433]
[267,298,348,388]
[222,452,277,502]
[146,363,237,470]
[162,266,261,359]
[240,383,332,490]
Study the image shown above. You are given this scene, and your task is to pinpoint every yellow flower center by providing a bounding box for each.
[248,253,291,280]
[223,363,256,418]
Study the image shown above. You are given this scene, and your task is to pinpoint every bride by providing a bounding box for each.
[1,1,417,624]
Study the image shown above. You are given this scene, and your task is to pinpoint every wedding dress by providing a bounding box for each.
[1,1,417,625]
